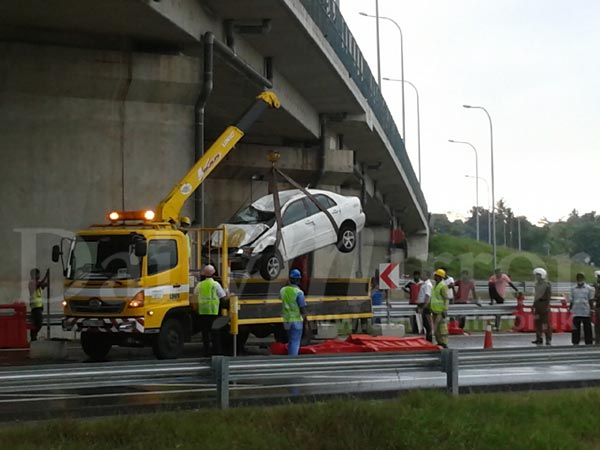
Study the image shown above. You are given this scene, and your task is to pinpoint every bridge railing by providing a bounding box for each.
[300,0,428,215]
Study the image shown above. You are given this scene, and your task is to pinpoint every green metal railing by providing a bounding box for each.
[300,0,428,216]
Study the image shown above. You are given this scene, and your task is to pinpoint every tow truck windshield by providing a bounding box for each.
[69,235,141,280]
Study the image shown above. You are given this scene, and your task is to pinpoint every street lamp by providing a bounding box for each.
[449,140,479,241]
[465,175,491,245]
[359,11,405,141]
[463,104,496,268]
[384,77,420,183]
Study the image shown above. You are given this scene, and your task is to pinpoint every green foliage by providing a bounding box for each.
[429,234,594,281]
[5,390,600,450]
[433,202,600,277]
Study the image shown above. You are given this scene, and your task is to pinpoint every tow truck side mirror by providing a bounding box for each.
[52,245,61,263]
[134,240,147,257]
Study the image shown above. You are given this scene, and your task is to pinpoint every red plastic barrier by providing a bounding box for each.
[448,318,465,335]
[346,334,440,352]
[270,335,440,355]
[512,294,571,333]
[0,302,29,349]
[270,340,368,355]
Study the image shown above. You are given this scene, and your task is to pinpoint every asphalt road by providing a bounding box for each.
[0,331,592,423]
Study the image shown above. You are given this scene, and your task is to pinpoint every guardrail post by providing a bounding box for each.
[212,356,230,409]
[441,349,459,396]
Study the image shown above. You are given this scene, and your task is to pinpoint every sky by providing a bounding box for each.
[339,0,600,223]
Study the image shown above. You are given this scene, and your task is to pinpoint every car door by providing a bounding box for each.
[306,194,338,248]
[280,198,311,260]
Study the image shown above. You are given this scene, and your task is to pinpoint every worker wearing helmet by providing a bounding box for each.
[532,267,552,345]
[194,264,229,356]
[431,268,449,348]
[593,271,600,344]
[280,269,308,355]
[180,216,192,259]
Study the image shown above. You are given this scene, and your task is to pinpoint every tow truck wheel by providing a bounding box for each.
[153,318,185,359]
[259,249,283,280]
[336,223,357,253]
[81,332,112,361]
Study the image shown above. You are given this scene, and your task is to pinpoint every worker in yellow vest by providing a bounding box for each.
[194,264,229,356]
[431,268,449,348]
[28,268,48,341]
[280,269,308,355]
[180,216,193,259]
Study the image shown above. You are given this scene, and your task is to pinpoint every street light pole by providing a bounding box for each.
[466,175,491,245]
[375,0,381,87]
[449,139,479,241]
[384,77,420,183]
[463,105,496,268]
[360,12,405,141]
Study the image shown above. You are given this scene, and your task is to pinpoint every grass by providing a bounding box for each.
[3,389,600,450]
[411,234,596,282]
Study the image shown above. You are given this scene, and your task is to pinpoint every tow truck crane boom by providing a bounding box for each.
[156,91,280,224]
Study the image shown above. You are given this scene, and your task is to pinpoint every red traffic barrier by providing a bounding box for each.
[0,302,29,349]
[448,318,465,335]
[512,294,572,333]
[270,335,440,355]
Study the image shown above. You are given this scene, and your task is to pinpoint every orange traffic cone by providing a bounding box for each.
[483,320,493,349]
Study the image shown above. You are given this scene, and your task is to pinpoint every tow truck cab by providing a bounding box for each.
[55,222,195,359]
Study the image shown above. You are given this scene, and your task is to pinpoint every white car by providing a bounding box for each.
[209,189,366,279]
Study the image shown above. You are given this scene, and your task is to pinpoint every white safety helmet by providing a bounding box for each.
[202,264,216,276]
[594,270,600,278]
[533,267,547,280]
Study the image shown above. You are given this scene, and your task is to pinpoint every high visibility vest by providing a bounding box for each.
[430,282,447,313]
[30,287,43,309]
[198,278,220,315]
[280,285,303,323]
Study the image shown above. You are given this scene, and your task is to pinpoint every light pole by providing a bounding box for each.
[466,175,491,245]
[463,104,496,268]
[384,77,420,183]
[449,140,479,241]
[360,11,405,141]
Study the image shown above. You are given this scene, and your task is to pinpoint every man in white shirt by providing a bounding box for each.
[416,271,433,342]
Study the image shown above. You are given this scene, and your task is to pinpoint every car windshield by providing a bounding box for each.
[229,205,275,224]
[68,235,141,280]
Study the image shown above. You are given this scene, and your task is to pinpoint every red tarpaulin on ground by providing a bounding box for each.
[269,334,440,355]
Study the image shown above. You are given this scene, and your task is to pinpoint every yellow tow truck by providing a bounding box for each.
[53,92,372,360]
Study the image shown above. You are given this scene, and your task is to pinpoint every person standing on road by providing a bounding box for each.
[531,267,552,345]
[195,264,229,356]
[416,271,433,342]
[403,271,422,304]
[488,268,520,305]
[431,269,449,348]
[441,267,455,304]
[454,270,480,305]
[403,271,422,332]
[570,272,594,345]
[593,271,600,345]
[28,268,48,342]
[281,269,308,356]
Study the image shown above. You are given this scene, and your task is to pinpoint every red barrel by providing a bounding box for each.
[0,302,29,349]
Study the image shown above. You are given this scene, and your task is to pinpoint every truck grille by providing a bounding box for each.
[70,300,125,314]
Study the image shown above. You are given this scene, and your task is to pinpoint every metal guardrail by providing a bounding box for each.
[0,359,212,393]
[300,0,427,215]
[4,347,600,410]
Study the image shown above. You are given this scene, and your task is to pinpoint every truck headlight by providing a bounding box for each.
[128,291,145,308]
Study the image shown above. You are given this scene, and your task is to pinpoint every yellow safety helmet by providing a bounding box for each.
[434,269,446,279]
[180,216,192,227]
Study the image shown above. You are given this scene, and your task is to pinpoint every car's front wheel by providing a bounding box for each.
[336,223,357,253]
[259,249,283,280]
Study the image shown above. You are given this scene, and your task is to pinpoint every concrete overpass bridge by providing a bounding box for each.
[0,0,428,301]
